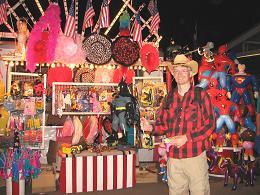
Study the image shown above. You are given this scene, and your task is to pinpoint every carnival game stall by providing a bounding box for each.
[0,0,167,194]
[0,0,259,194]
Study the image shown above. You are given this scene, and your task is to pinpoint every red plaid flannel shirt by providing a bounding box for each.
[154,87,216,159]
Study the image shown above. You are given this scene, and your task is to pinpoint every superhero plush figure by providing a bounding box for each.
[197,44,235,89]
[197,56,217,89]
[241,129,256,161]
[108,79,141,146]
[213,89,241,151]
[227,63,259,118]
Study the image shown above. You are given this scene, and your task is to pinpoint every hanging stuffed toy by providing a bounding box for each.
[108,78,141,146]
[119,10,130,36]
[26,3,61,72]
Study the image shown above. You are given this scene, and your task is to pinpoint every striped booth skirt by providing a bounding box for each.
[59,150,136,193]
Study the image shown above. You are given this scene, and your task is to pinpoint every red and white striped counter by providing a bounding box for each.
[59,150,136,193]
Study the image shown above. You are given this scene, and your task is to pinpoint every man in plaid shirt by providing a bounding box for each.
[153,54,215,195]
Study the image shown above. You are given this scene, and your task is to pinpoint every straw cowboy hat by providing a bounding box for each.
[168,54,198,76]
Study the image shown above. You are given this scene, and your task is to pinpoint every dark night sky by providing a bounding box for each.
[1,0,260,51]
[157,0,260,50]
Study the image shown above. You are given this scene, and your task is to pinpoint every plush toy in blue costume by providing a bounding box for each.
[227,63,259,118]
[107,78,141,146]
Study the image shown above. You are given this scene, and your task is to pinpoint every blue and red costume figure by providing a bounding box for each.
[213,89,241,151]
[197,44,236,89]
[227,63,259,118]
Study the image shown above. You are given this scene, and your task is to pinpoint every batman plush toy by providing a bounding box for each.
[107,79,141,146]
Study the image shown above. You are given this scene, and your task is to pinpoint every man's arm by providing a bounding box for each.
[152,99,169,136]
[186,91,216,142]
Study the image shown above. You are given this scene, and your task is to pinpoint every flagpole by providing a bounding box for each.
[34,0,44,16]
[93,19,100,33]
[93,0,104,33]
[63,0,69,17]
[75,0,79,34]
[81,28,85,37]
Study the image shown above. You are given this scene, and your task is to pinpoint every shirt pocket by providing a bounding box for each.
[184,105,198,122]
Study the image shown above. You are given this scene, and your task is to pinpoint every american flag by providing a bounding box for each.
[147,0,160,34]
[98,0,111,29]
[64,0,76,38]
[0,0,8,25]
[132,13,142,48]
[83,0,95,29]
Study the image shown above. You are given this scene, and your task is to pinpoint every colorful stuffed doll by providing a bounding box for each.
[227,63,259,118]
[158,142,168,182]
[240,129,256,161]
[213,89,241,151]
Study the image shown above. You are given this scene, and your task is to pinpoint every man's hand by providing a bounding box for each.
[254,91,259,99]
[164,137,175,152]
[227,92,232,99]
[170,135,188,148]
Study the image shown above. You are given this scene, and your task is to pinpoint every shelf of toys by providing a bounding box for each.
[5,72,47,149]
[52,82,118,117]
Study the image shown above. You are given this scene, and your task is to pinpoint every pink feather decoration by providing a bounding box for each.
[26,3,61,72]
[55,33,86,65]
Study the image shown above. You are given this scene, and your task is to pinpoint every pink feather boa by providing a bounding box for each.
[26,3,61,72]
[55,33,86,65]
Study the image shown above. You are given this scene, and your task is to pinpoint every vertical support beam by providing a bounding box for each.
[75,0,79,33]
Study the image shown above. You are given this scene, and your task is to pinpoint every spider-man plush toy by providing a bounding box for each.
[197,44,236,89]
[213,89,241,151]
